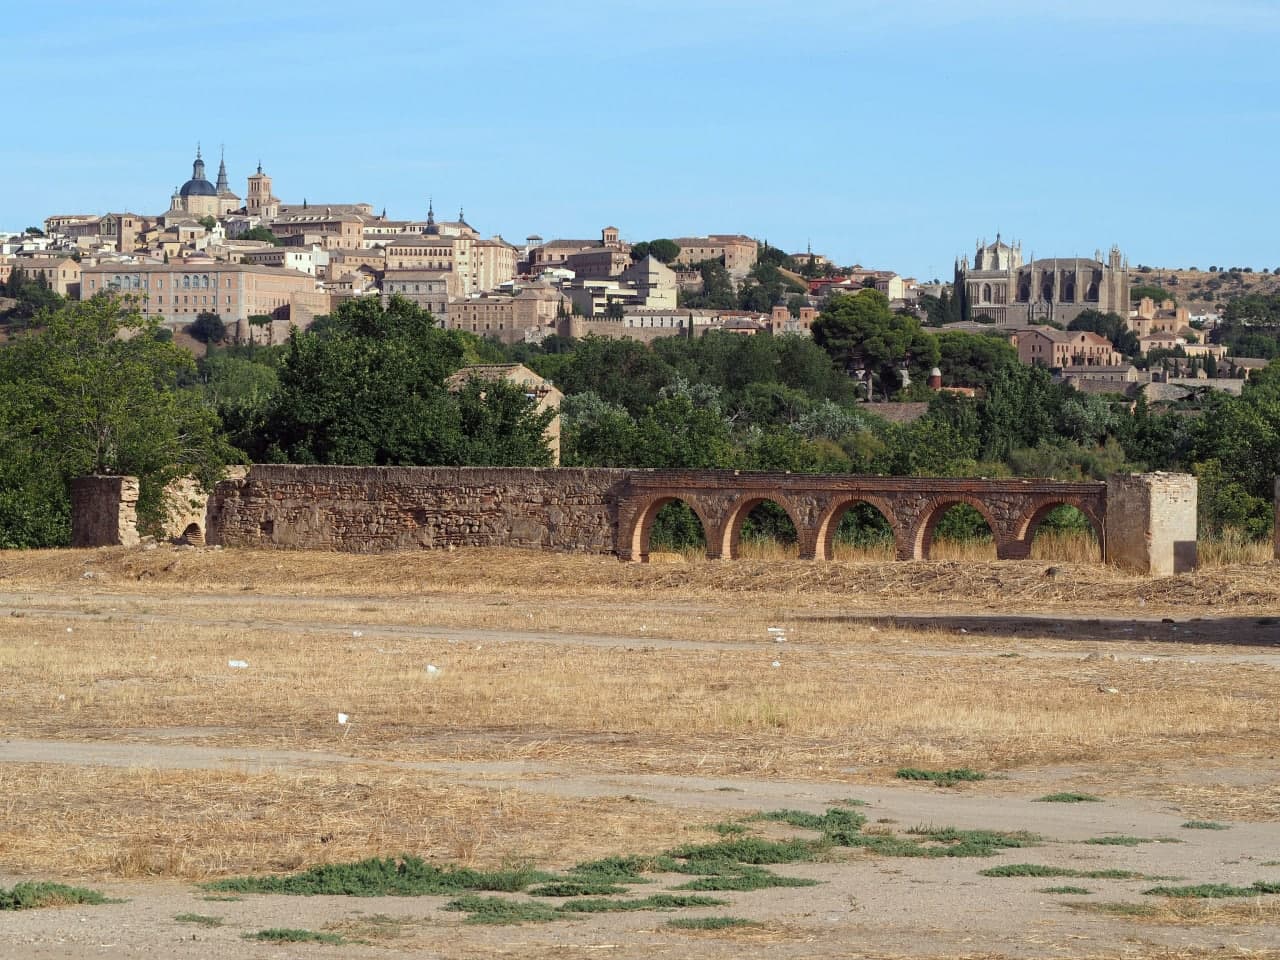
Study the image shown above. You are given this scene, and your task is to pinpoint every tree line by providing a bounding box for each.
[1,288,1277,548]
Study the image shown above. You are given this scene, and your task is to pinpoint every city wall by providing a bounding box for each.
[69,466,1209,573]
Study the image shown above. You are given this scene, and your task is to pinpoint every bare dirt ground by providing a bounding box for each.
[0,545,1277,959]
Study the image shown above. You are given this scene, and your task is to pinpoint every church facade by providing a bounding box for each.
[954,236,1130,326]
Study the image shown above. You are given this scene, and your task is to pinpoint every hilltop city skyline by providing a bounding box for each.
[3,1,1279,277]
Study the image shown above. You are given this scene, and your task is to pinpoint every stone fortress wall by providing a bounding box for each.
[70,466,1211,575]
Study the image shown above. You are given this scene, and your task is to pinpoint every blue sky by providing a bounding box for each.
[2,0,1275,279]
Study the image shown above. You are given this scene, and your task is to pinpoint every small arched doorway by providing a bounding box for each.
[631,497,708,562]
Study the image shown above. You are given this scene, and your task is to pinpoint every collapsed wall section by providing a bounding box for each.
[207,465,633,554]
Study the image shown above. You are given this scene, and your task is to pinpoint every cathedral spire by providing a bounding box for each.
[215,144,230,196]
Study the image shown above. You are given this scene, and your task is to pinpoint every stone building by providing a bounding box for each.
[382,270,450,316]
[1012,327,1121,369]
[443,282,568,344]
[9,255,81,297]
[955,235,1130,327]
[671,234,758,277]
[80,259,316,339]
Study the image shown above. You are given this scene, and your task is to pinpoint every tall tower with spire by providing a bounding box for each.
[215,145,232,198]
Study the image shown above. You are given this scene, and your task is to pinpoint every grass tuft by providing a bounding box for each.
[1039,885,1091,894]
[244,928,346,944]
[174,912,223,927]
[667,915,762,930]
[442,896,561,925]
[204,855,553,896]
[527,880,628,897]
[558,893,727,914]
[673,867,819,891]
[895,767,986,787]
[0,883,114,910]
[1181,820,1230,830]
[1035,792,1102,803]
[1083,836,1153,846]
[980,863,1143,879]
[1143,881,1280,899]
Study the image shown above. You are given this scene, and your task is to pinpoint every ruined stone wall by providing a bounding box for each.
[1104,473,1197,574]
[70,476,140,547]
[207,465,633,554]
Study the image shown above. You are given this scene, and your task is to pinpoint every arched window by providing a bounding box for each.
[182,275,190,289]
[982,283,992,302]
[1062,280,1075,302]
[1041,275,1054,302]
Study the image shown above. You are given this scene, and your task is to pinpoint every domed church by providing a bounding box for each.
[168,145,241,218]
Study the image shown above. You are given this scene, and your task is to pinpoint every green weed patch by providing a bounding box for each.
[174,912,222,927]
[204,856,552,896]
[0,883,114,910]
[895,768,986,787]
[980,863,1143,879]
[1035,792,1102,803]
[1039,885,1091,894]
[1143,881,1280,899]
[244,928,345,944]
[1181,820,1230,830]
[667,916,762,930]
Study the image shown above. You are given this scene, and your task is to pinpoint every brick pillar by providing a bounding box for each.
[70,475,141,547]
[1104,473,1196,575]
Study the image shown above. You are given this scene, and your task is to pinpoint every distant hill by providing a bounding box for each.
[1131,266,1280,313]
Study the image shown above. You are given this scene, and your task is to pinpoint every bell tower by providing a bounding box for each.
[246,161,278,220]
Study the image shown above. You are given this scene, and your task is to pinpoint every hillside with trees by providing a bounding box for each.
[2,288,1277,549]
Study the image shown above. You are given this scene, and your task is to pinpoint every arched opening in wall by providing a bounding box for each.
[643,499,707,562]
[1062,279,1076,302]
[179,523,204,546]
[1028,504,1101,563]
[829,501,896,562]
[735,500,799,560]
[920,502,996,561]
[981,283,992,303]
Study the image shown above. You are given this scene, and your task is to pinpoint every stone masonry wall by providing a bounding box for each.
[207,465,633,554]
[1105,473,1197,574]
[70,476,140,548]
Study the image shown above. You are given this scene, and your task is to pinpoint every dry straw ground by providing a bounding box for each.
[0,545,1277,887]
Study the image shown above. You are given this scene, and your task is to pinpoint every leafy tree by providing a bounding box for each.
[551,336,675,415]
[1131,284,1175,305]
[811,289,939,397]
[934,330,1019,389]
[23,226,44,236]
[1,267,65,322]
[679,259,736,310]
[241,226,282,246]
[197,215,218,231]
[1068,309,1139,357]
[189,311,227,344]
[630,238,680,264]
[0,295,233,543]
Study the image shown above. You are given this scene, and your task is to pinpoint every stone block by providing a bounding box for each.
[1105,473,1197,575]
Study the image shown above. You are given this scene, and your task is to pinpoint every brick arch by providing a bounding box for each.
[911,496,1002,560]
[717,495,802,560]
[179,522,205,546]
[1011,499,1104,556]
[812,495,903,562]
[627,495,714,562]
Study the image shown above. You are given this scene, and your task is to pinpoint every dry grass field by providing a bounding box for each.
[0,543,1277,959]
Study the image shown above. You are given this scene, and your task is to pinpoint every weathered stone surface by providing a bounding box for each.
[208,465,632,555]
[1104,473,1197,574]
[71,466,1200,575]
[70,476,140,547]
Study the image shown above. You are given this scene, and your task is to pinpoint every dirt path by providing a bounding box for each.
[2,734,1279,959]
[3,591,1277,666]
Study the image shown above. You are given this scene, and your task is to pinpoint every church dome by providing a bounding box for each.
[179,150,217,198]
